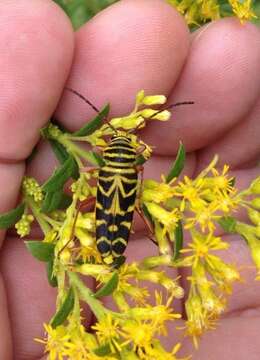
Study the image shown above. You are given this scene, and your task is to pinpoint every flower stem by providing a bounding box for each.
[68,271,107,320]
[26,197,51,235]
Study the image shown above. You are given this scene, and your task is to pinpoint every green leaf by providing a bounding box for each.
[94,343,111,357]
[25,241,55,262]
[47,258,58,287]
[49,139,69,165]
[0,202,25,229]
[166,142,185,183]
[42,156,79,193]
[73,104,110,137]
[41,190,71,213]
[218,216,237,234]
[173,220,183,261]
[93,272,119,298]
[141,204,153,227]
[57,193,73,209]
[135,155,147,166]
[51,288,75,328]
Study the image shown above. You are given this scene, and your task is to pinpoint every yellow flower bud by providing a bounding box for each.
[249,237,260,271]
[256,226,260,238]
[248,208,260,226]
[143,179,158,189]
[152,110,171,121]
[145,202,179,229]
[141,109,170,121]
[140,255,172,268]
[136,89,145,105]
[136,270,161,283]
[140,109,157,118]
[252,198,260,210]
[59,248,71,263]
[78,264,110,276]
[15,214,34,237]
[111,115,143,130]
[185,294,203,320]
[142,95,167,106]
[43,230,57,243]
[250,177,260,194]
[76,212,95,231]
[75,228,94,247]
[154,221,171,255]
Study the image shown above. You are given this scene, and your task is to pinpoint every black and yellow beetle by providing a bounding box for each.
[95,133,139,265]
[66,88,193,266]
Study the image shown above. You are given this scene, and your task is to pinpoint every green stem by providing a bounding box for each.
[68,272,107,320]
[41,214,62,228]
[59,136,101,166]
[26,197,51,235]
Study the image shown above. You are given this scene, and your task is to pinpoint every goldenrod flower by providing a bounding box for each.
[121,319,155,357]
[23,177,43,202]
[175,176,209,211]
[168,0,255,25]
[236,221,260,278]
[145,202,180,233]
[142,179,175,203]
[180,230,240,342]
[92,314,123,352]
[186,202,221,232]
[229,0,256,23]
[77,263,110,277]
[185,293,216,348]
[15,214,34,237]
[36,324,70,360]
[147,341,189,360]
[250,177,260,194]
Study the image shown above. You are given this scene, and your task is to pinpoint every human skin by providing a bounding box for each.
[0,0,259,359]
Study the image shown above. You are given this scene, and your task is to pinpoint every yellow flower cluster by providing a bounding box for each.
[235,177,260,278]
[23,176,43,203]
[181,231,240,346]
[80,90,171,148]
[78,261,184,311]
[168,0,256,25]
[38,292,185,360]
[15,214,34,237]
[142,157,238,249]
[13,89,260,359]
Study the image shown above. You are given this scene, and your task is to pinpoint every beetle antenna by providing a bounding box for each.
[151,100,194,119]
[165,101,194,110]
[128,100,194,134]
[65,87,117,133]
[66,87,100,114]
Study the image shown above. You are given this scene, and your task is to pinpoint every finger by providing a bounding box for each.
[0,1,74,359]
[182,316,260,360]
[0,276,12,360]
[0,0,74,161]
[197,96,260,170]
[0,239,56,360]
[143,18,260,155]
[0,0,73,245]
[55,0,190,129]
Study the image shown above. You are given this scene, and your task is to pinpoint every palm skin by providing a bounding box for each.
[0,0,259,359]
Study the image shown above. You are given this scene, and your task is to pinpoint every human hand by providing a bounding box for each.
[0,0,259,359]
